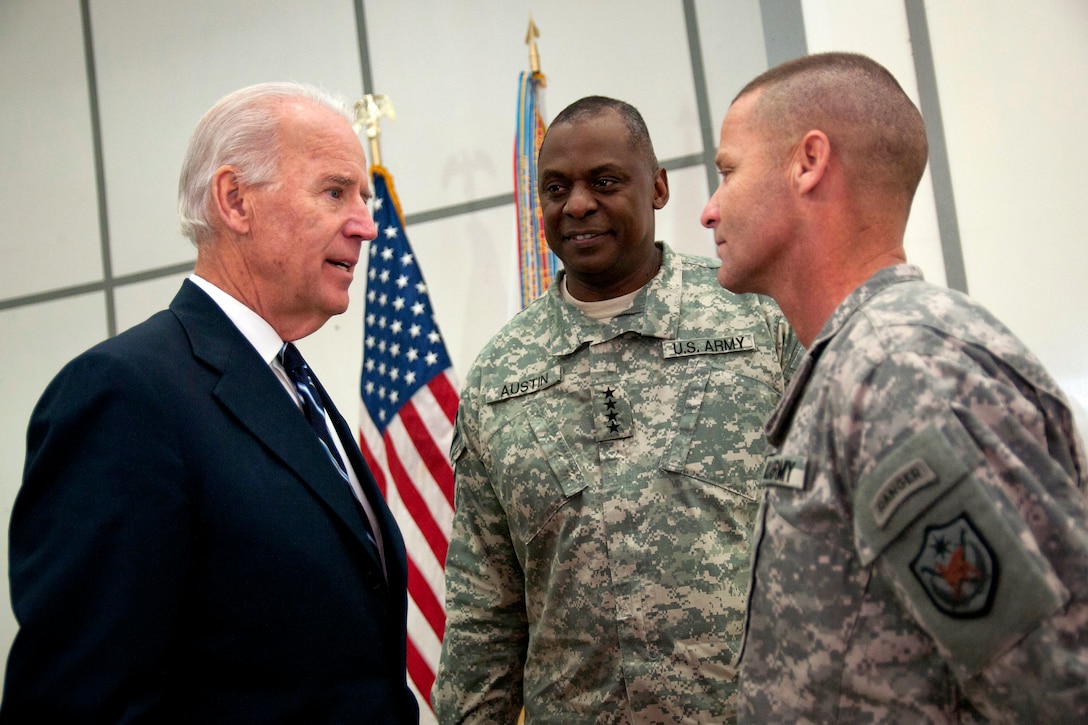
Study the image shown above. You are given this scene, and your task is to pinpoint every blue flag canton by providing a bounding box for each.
[361,173,453,434]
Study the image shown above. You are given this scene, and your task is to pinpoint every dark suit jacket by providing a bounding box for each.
[2,281,419,724]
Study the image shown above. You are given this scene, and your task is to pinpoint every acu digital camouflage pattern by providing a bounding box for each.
[434,244,801,724]
[741,265,1088,723]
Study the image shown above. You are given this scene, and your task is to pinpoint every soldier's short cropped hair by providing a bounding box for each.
[737,52,929,204]
[547,95,659,173]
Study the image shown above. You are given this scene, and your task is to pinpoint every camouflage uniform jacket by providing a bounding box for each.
[740,264,1088,723]
[434,243,800,724]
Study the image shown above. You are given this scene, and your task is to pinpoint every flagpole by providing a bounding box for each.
[353,94,396,168]
[354,92,457,725]
[526,14,546,87]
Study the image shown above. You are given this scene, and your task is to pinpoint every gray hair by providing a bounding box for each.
[177,82,352,245]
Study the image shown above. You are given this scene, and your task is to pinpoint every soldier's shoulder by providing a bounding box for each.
[465,298,554,380]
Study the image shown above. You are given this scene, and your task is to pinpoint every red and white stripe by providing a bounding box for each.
[359,367,458,724]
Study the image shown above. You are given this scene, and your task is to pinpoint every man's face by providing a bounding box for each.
[701,91,795,296]
[538,109,668,301]
[243,100,376,339]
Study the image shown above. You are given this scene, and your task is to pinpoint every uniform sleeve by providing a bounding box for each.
[433,389,528,724]
[848,348,1088,721]
[3,351,192,722]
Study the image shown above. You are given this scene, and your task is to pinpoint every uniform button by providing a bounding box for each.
[366,571,383,590]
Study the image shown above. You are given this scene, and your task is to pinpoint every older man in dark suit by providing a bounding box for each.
[1,82,418,724]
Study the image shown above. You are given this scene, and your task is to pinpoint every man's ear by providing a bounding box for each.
[212,165,252,235]
[652,167,670,210]
[793,129,830,195]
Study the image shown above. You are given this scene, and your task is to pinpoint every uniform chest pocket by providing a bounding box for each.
[661,368,777,501]
[488,403,588,544]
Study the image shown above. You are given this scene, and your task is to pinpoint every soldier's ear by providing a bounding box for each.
[652,167,669,210]
[793,130,830,196]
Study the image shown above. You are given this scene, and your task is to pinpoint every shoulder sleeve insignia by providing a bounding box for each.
[855,415,1068,679]
[909,512,998,618]
[872,458,938,528]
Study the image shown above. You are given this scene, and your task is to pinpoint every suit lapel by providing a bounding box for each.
[169,282,384,570]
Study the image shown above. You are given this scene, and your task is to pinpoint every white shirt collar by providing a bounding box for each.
[188,274,284,364]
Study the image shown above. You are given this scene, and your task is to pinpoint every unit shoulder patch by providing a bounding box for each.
[910,512,998,619]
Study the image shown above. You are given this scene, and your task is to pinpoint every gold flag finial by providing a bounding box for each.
[525,14,546,86]
[352,94,396,167]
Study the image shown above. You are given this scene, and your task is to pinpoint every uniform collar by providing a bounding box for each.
[545,241,682,356]
[764,264,924,446]
[809,264,924,352]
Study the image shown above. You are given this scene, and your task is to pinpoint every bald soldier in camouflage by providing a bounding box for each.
[433,96,800,723]
[701,52,1088,721]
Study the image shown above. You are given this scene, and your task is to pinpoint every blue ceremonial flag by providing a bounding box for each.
[358,165,458,719]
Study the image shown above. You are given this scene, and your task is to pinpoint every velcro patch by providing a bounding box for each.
[854,423,976,564]
[872,458,938,528]
[487,366,563,403]
[910,512,998,618]
[593,384,633,441]
[761,455,806,489]
[855,414,1068,679]
[662,335,755,359]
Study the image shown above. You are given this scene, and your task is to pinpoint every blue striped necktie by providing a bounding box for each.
[280,343,380,554]
[278,342,348,480]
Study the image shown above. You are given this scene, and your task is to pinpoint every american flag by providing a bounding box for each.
[358,165,458,722]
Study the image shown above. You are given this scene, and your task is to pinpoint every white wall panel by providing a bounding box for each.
[657,163,719,262]
[364,0,698,213]
[924,0,1088,428]
[89,0,363,277]
[801,0,948,286]
[112,271,191,333]
[0,0,102,298]
[696,0,769,144]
